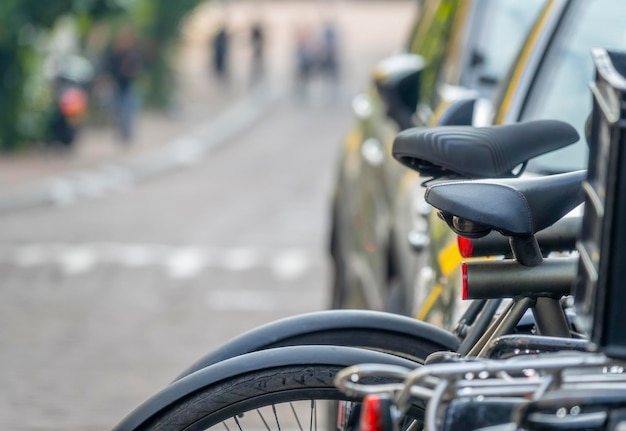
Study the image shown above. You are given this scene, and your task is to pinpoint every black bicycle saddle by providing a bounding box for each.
[393,120,580,178]
[424,170,586,237]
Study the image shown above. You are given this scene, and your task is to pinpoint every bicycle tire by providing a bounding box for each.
[176,309,459,380]
[115,346,424,431]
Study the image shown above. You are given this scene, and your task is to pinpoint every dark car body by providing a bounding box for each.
[328,0,545,317]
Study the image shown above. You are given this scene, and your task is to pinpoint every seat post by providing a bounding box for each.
[509,235,543,267]
[532,297,571,338]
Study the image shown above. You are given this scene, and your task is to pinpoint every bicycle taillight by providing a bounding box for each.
[457,236,474,258]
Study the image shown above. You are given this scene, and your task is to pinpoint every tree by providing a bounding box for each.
[130,0,205,107]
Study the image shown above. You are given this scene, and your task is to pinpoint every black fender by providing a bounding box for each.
[114,345,422,431]
[176,309,459,380]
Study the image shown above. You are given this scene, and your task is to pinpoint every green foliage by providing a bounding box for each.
[0,0,205,150]
[132,0,204,107]
[0,0,121,150]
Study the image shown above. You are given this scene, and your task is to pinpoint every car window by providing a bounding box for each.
[411,0,546,125]
[522,0,626,174]
[460,0,546,95]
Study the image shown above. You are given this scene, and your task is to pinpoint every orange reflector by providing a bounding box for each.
[59,88,88,117]
[461,261,468,300]
[457,235,474,258]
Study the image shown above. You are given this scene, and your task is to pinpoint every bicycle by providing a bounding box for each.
[333,47,626,431]
[171,118,583,380]
[113,121,589,430]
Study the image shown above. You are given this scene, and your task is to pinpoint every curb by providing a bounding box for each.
[0,81,281,214]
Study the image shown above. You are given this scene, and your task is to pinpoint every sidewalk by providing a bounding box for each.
[0,90,247,188]
[0,82,278,212]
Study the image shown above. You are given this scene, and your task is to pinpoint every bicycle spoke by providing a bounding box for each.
[233,415,244,431]
[289,402,304,431]
[272,404,281,431]
[208,397,415,431]
[216,401,334,431]
[257,408,273,431]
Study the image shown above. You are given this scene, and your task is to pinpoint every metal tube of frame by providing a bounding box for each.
[397,354,611,411]
[477,297,534,358]
[464,257,577,299]
[466,299,519,357]
[485,334,589,359]
[456,299,488,331]
[457,299,502,356]
[532,297,572,338]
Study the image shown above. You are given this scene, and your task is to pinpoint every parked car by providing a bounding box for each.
[328,0,546,317]
[413,0,626,329]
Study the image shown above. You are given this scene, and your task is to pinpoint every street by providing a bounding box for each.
[0,1,415,429]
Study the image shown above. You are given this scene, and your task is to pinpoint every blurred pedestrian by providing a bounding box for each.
[318,21,340,99]
[250,21,265,84]
[293,25,315,100]
[106,25,142,143]
[211,24,230,81]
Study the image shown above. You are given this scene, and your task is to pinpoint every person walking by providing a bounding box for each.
[249,21,265,84]
[107,25,142,143]
[293,24,315,100]
[211,24,230,81]
[319,21,340,100]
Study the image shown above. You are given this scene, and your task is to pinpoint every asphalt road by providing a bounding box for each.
[0,97,339,430]
[0,2,415,429]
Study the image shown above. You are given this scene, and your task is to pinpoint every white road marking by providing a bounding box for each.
[271,249,310,280]
[0,243,323,281]
[219,247,260,271]
[57,247,97,275]
[165,247,207,279]
[103,244,163,267]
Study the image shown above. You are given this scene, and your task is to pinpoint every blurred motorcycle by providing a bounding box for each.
[48,55,93,148]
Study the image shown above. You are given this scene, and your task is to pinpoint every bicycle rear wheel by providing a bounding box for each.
[115,346,424,431]
[176,309,459,380]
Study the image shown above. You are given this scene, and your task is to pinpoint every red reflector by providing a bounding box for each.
[457,236,473,258]
[461,261,468,300]
[337,401,346,430]
[360,395,383,431]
